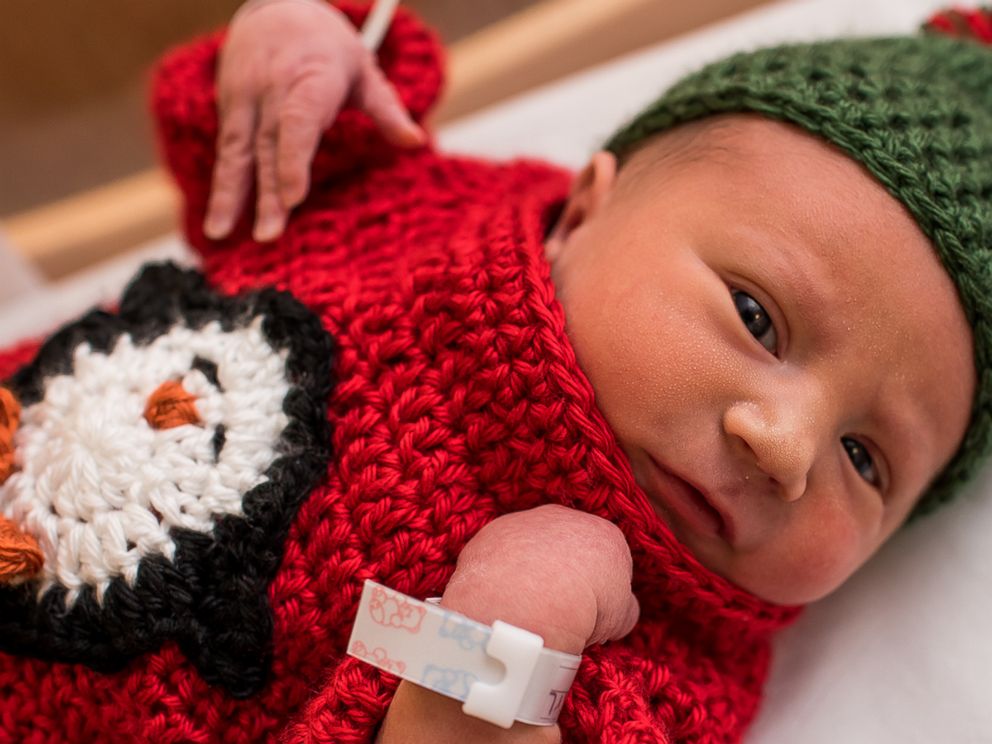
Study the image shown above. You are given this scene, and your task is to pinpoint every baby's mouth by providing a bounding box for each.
[643,454,733,544]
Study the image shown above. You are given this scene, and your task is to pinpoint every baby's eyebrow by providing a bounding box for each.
[736,236,842,347]
[871,393,933,483]
[777,242,840,326]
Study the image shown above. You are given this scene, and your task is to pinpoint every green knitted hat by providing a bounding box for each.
[604,12,992,517]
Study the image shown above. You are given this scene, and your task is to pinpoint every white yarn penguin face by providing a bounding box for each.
[0,263,334,697]
[1,318,291,606]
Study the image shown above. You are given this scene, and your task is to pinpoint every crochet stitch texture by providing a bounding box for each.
[606,19,992,516]
[0,3,799,742]
[0,264,334,699]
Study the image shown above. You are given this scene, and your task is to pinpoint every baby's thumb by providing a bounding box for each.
[588,591,640,647]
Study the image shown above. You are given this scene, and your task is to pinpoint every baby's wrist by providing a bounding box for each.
[377,681,561,744]
[439,582,588,656]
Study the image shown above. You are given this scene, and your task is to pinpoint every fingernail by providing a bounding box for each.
[280,186,304,210]
[254,217,281,242]
[406,125,426,146]
[203,215,228,239]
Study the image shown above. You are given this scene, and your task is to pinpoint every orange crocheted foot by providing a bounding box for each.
[0,386,20,483]
[0,515,42,585]
[0,387,40,584]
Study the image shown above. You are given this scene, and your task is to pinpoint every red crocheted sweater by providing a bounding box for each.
[0,4,799,742]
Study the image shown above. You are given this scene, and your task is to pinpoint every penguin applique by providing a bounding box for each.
[0,263,333,697]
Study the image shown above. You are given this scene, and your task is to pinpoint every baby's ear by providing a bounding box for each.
[545,151,617,260]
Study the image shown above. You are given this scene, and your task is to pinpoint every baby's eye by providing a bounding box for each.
[732,289,778,354]
[842,436,880,487]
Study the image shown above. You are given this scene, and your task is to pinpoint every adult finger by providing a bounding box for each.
[354,61,425,148]
[204,100,257,239]
[276,76,344,210]
[253,94,288,242]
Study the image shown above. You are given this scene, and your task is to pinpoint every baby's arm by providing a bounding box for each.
[206,0,425,242]
[377,505,641,744]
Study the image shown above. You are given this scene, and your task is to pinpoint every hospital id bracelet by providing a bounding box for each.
[347,579,583,728]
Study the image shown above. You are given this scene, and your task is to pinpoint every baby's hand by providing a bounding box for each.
[441,504,640,655]
[204,0,425,242]
[376,505,640,744]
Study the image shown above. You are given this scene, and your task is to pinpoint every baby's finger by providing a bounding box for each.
[204,101,257,239]
[276,79,337,210]
[615,593,641,640]
[254,102,288,242]
[585,590,639,647]
[583,541,639,647]
[354,62,426,148]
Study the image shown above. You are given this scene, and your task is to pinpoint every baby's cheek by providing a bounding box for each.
[746,504,875,605]
[790,506,876,602]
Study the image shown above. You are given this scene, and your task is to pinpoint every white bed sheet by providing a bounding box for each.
[1,0,988,740]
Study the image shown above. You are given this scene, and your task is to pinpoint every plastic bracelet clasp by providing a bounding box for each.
[462,620,543,727]
[347,579,581,728]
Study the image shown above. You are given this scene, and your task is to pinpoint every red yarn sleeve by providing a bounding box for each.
[0,339,41,383]
[279,655,399,743]
[280,646,684,743]
[151,1,444,257]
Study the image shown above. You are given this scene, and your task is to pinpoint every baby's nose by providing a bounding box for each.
[722,399,816,502]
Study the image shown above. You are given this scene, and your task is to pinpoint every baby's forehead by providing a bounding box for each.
[618,114,839,184]
[616,113,927,247]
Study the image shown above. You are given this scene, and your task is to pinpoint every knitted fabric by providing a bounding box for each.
[0,264,334,699]
[0,3,799,742]
[605,14,992,517]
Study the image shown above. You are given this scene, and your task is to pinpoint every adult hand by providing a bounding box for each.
[205,0,425,242]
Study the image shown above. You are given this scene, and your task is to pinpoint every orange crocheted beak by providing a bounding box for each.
[144,380,202,430]
[0,387,42,585]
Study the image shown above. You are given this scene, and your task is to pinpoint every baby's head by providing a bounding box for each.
[545,20,992,605]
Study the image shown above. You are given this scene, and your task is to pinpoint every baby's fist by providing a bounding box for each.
[376,507,638,744]
[442,505,640,655]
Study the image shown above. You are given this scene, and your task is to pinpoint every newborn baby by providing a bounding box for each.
[0,2,988,742]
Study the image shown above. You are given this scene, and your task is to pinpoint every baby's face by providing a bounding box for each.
[545,115,975,604]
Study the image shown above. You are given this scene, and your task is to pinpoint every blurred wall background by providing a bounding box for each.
[0,0,538,217]
[0,0,768,223]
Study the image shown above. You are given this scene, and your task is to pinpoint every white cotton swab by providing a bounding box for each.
[360,0,401,51]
